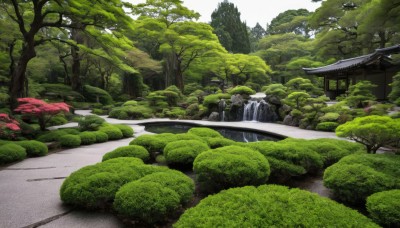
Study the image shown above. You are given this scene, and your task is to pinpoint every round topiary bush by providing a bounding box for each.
[102,145,150,163]
[188,127,223,138]
[174,185,378,227]
[123,100,138,106]
[316,122,339,132]
[14,140,48,157]
[323,154,400,204]
[164,140,209,169]
[193,145,270,193]
[136,170,195,204]
[78,132,97,145]
[98,125,123,140]
[205,137,236,149]
[78,115,105,131]
[48,115,68,126]
[93,131,108,143]
[366,189,400,227]
[129,133,177,153]
[0,144,27,164]
[113,124,134,138]
[60,157,166,209]
[59,134,81,148]
[228,86,256,96]
[113,182,181,225]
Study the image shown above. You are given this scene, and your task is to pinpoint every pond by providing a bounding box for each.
[141,122,284,142]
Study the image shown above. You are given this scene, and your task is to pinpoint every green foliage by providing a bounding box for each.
[193,146,270,193]
[48,115,68,126]
[366,189,400,227]
[175,185,378,227]
[78,132,97,145]
[83,85,113,105]
[102,145,150,163]
[14,140,48,157]
[164,140,209,169]
[147,89,180,107]
[0,144,26,164]
[59,134,81,148]
[98,125,123,140]
[345,81,377,108]
[108,105,153,120]
[41,84,84,101]
[161,107,186,118]
[78,115,105,131]
[202,93,231,107]
[122,100,138,106]
[205,137,237,149]
[93,131,109,143]
[245,141,323,180]
[113,124,134,138]
[114,181,180,224]
[283,91,310,109]
[336,115,400,153]
[389,72,400,105]
[319,112,340,122]
[316,122,339,132]
[184,83,203,95]
[37,129,79,142]
[263,83,288,99]
[285,77,323,96]
[324,154,400,204]
[228,86,256,96]
[188,127,223,138]
[129,133,177,153]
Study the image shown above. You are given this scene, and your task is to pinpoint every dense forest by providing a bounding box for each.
[0,0,399,108]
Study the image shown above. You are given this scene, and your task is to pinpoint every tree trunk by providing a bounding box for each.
[70,28,84,92]
[175,57,184,92]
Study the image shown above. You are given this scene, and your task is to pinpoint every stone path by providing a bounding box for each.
[0,110,337,227]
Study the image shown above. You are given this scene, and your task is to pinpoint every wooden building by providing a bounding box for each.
[303,45,400,100]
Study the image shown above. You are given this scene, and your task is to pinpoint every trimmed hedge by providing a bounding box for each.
[37,129,79,142]
[14,140,48,157]
[323,154,400,204]
[0,144,26,164]
[316,122,339,131]
[102,145,150,163]
[188,127,223,138]
[93,131,108,143]
[113,124,134,138]
[114,182,180,225]
[78,132,97,145]
[164,140,209,169]
[78,115,105,131]
[205,137,236,149]
[366,189,400,227]
[193,146,270,193]
[98,125,123,140]
[174,185,378,227]
[108,105,153,120]
[129,133,177,153]
[59,134,81,148]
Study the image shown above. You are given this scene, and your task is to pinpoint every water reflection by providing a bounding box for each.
[142,123,281,142]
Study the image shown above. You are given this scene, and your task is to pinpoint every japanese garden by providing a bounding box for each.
[0,0,400,227]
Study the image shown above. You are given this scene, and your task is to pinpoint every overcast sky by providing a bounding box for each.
[182,0,322,27]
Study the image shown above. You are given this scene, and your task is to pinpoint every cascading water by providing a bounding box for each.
[218,99,227,121]
[243,99,279,122]
[243,100,260,121]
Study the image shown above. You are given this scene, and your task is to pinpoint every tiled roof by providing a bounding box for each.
[303,44,400,75]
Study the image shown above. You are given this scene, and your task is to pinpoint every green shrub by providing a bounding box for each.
[113,124,134,138]
[78,132,97,145]
[186,103,200,116]
[310,138,366,153]
[323,154,400,204]
[316,122,339,131]
[129,133,177,153]
[188,127,223,138]
[203,93,231,107]
[366,189,400,227]
[162,107,186,118]
[193,146,270,193]
[102,145,150,163]
[61,128,80,135]
[0,144,26,164]
[78,115,105,131]
[114,182,180,224]
[319,112,340,122]
[122,100,138,106]
[228,86,256,96]
[60,157,166,209]
[109,105,153,120]
[205,137,236,149]
[98,125,123,140]
[91,108,106,115]
[37,130,68,142]
[83,85,113,105]
[41,83,84,101]
[92,131,108,143]
[136,170,195,204]
[48,115,68,126]
[59,134,81,148]
[14,140,48,157]
[164,140,209,169]
[246,141,323,180]
[174,185,378,227]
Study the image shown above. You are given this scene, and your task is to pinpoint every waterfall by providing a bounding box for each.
[218,99,227,121]
[243,99,279,122]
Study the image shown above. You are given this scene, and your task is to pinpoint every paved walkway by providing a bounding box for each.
[0,110,337,227]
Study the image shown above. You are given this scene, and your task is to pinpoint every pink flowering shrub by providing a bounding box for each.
[14,98,70,131]
[0,113,21,140]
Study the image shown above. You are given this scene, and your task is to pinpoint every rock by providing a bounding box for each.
[283,115,299,126]
[279,104,292,119]
[231,94,244,107]
[266,95,281,105]
[208,112,220,121]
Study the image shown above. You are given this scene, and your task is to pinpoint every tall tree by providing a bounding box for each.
[266,9,312,38]
[1,0,134,108]
[249,23,266,52]
[211,0,250,54]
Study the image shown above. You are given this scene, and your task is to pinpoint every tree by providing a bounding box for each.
[0,113,20,140]
[284,91,311,110]
[249,23,266,52]
[1,0,134,108]
[14,98,70,131]
[211,0,250,53]
[388,72,400,106]
[285,77,323,96]
[267,9,312,37]
[345,80,377,108]
[336,115,400,153]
